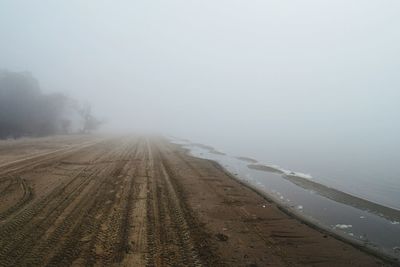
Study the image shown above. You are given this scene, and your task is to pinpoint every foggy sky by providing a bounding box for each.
[1,0,399,143]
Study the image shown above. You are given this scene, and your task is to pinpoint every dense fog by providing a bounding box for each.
[2,3,400,262]
[1,1,399,145]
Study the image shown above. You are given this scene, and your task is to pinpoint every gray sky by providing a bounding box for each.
[1,0,399,141]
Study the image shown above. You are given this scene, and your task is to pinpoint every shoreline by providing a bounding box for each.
[215,161,399,265]
[248,163,400,222]
[176,141,400,265]
[187,141,400,222]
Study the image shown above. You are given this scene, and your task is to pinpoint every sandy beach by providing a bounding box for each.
[0,136,396,266]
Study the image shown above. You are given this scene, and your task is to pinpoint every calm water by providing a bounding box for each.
[185,135,400,210]
[172,137,400,260]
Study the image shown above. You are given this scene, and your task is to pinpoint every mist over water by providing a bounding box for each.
[1,1,400,207]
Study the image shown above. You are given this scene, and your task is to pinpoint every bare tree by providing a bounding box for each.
[77,103,102,134]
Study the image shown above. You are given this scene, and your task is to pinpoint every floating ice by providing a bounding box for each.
[297,205,303,210]
[360,216,365,219]
[391,221,400,225]
[334,224,352,229]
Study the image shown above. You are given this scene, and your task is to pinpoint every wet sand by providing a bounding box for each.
[236,156,258,163]
[248,163,284,174]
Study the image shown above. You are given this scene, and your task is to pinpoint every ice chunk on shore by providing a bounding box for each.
[334,224,352,229]
[283,170,313,179]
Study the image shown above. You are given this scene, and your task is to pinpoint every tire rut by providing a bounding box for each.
[0,137,219,267]
[145,140,203,267]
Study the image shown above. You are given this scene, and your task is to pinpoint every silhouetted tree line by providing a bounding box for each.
[0,70,101,139]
